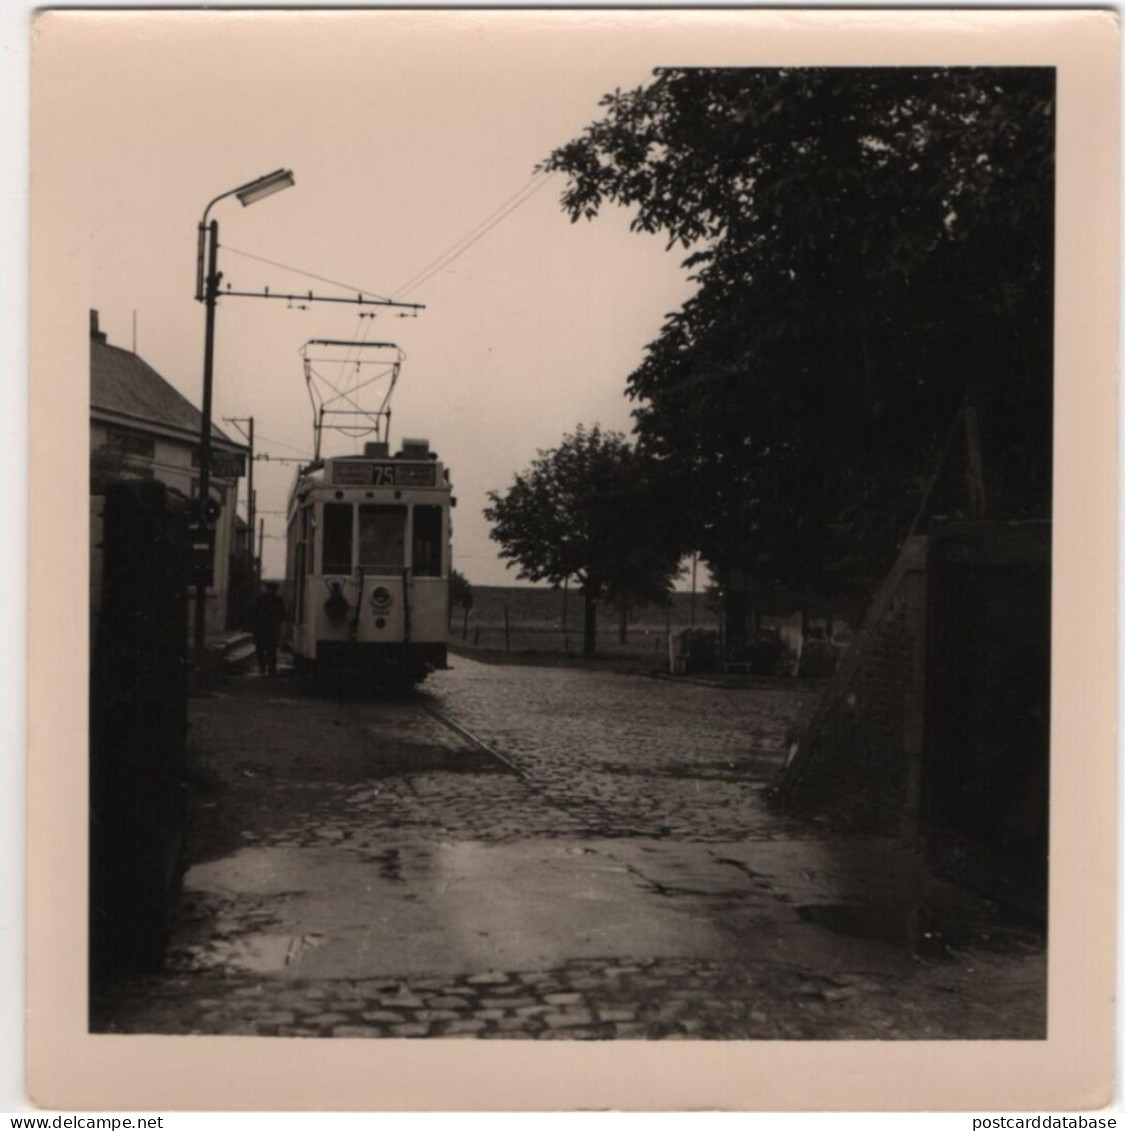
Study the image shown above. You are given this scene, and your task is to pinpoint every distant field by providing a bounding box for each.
[450,584,849,671]
[446,585,719,663]
[452,624,677,661]
[456,585,721,632]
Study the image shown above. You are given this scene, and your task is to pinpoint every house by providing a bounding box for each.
[90,309,248,635]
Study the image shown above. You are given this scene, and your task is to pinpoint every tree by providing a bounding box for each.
[484,425,682,656]
[449,568,474,637]
[541,68,1054,644]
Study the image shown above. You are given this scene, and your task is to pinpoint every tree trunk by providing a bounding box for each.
[964,404,989,520]
[582,586,598,657]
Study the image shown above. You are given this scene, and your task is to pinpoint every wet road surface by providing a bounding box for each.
[92,654,1046,1039]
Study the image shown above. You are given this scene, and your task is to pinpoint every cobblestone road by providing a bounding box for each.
[426,657,816,841]
[92,654,1046,1041]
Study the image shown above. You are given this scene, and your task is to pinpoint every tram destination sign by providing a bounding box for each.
[332,460,437,488]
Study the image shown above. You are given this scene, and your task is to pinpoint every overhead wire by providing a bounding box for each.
[220,244,393,302]
[391,174,541,296]
[221,173,557,304]
[340,313,377,451]
[392,172,554,299]
[393,175,550,298]
[339,310,375,401]
[254,433,315,457]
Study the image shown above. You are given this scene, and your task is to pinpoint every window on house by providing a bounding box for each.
[358,505,406,573]
[412,505,443,577]
[322,503,353,574]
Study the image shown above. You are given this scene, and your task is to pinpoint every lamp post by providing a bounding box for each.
[193,169,295,672]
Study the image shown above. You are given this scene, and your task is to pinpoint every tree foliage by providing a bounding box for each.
[448,568,474,632]
[541,68,1054,616]
[484,425,681,655]
[450,568,474,612]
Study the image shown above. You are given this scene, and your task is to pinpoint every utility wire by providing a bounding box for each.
[394,175,548,298]
[392,175,540,296]
[330,315,381,450]
[339,311,375,401]
[254,433,315,457]
[221,244,393,302]
[392,173,553,299]
[222,174,554,306]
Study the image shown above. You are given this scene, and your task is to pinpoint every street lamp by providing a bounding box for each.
[193,168,295,673]
[234,168,296,207]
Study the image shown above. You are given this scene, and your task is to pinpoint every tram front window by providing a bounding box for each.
[322,503,353,574]
[412,505,443,577]
[359,504,406,573]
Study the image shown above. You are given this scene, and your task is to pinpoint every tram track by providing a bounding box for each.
[422,703,529,780]
[420,699,647,839]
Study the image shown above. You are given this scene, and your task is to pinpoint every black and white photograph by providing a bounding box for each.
[25,7,1117,1113]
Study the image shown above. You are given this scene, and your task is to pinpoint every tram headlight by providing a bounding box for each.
[370,585,393,612]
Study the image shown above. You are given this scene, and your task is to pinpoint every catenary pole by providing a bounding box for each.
[247,417,255,581]
[193,218,219,671]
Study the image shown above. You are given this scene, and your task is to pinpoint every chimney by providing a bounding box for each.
[89,309,107,344]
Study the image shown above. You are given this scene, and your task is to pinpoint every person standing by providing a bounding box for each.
[252,581,286,676]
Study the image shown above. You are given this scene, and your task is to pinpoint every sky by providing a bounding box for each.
[69,11,703,583]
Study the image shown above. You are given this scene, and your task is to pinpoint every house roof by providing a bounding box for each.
[91,335,240,449]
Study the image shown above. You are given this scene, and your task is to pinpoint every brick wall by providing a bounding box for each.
[774,537,928,835]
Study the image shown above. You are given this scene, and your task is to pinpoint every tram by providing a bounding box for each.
[284,437,453,688]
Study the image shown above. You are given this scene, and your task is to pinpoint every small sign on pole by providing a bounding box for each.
[191,526,216,588]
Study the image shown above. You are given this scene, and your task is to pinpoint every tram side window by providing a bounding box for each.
[359,505,406,573]
[322,503,353,574]
[412,505,443,577]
